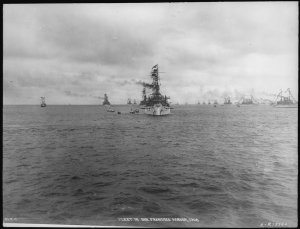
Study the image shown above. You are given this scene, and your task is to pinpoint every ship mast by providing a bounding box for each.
[286,88,296,102]
[151,64,160,96]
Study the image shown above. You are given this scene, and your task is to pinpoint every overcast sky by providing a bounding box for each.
[3,2,298,105]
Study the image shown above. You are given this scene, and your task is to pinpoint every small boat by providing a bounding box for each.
[105,106,115,112]
[130,108,139,114]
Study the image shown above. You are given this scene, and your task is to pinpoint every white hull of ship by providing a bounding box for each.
[273,104,298,108]
[144,105,171,116]
[238,104,259,106]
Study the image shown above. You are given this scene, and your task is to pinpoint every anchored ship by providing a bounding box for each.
[237,95,258,106]
[224,96,232,105]
[40,97,46,107]
[103,94,111,105]
[213,100,218,107]
[102,93,115,112]
[273,88,298,108]
[140,65,172,116]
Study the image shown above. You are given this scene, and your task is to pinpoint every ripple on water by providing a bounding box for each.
[3,105,298,227]
[139,186,172,194]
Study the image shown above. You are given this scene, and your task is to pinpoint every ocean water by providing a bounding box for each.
[3,105,298,227]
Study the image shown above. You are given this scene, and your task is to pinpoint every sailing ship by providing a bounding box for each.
[127,98,132,105]
[224,96,232,105]
[133,99,137,105]
[139,65,172,116]
[273,88,298,108]
[40,97,46,107]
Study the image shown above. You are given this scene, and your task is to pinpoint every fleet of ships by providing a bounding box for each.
[40,65,298,115]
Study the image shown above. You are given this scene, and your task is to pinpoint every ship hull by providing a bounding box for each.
[238,104,258,106]
[144,105,170,116]
[273,104,298,108]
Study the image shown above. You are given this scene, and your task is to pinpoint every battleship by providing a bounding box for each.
[213,100,218,107]
[40,97,46,107]
[237,95,258,106]
[273,88,298,108]
[103,94,114,112]
[103,94,111,105]
[139,65,172,116]
[224,96,232,105]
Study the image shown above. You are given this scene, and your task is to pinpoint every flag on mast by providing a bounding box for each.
[152,64,158,70]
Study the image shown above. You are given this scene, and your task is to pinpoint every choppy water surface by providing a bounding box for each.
[3,105,298,227]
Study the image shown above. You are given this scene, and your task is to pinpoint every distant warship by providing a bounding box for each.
[273,88,298,108]
[139,65,172,116]
[224,96,232,105]
[41,97,46,107]
[237,95,258,106]
[213,100,218,107]
[103,94,111,105]
[103,94,115,112]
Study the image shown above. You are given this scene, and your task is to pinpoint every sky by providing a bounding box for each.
[3,2,298,105]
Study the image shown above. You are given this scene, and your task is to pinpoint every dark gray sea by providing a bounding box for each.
[3,105,298,227]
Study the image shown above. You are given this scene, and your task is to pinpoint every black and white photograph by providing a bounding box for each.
[3,2,298,227]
